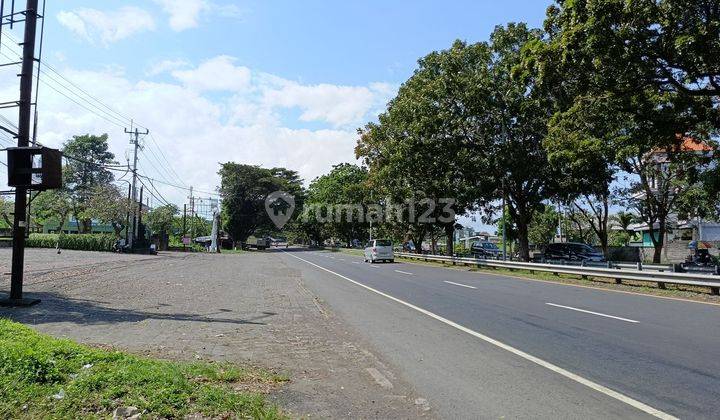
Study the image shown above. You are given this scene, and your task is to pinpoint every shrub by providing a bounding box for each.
[26,233,116,252]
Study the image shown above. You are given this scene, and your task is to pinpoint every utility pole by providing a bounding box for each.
[125,183,131,246]
[5,0,40,306]
[188,186,194,241]
[502,179,507,261]
[182,204,187,252]
[124,122,149,249]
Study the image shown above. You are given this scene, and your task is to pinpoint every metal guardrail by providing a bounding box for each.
[396,253,720,295]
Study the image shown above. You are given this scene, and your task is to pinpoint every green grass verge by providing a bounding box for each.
[0,319,287,419]
[329,248,364,257]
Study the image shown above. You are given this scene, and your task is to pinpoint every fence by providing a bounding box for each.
[396,253,720,295]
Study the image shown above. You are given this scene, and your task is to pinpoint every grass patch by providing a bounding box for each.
[0,319,287,419]
[329,248,364,257]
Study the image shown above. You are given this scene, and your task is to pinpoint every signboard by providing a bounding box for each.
[182,236,191,245]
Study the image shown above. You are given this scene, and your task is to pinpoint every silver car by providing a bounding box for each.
[364,239,394,263]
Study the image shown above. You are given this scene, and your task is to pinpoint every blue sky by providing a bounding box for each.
[46,0,548,89]
[1,1,551,231]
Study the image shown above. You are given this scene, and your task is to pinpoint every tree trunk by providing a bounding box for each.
[516,222,530,262]
[652,221,666,264]
[444,223,454,257]
[599,233,609,259]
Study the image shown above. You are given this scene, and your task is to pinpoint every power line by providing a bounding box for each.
[136,173,219,196]
[2,32,140,129]
[0,46,131,129]
[148,133,186,186]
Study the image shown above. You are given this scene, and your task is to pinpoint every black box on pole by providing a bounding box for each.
[6,146,62,190]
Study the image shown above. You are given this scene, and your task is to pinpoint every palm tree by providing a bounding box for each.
[611,211,636,245]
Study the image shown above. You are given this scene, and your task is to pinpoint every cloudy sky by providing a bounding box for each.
[0,0,547,228]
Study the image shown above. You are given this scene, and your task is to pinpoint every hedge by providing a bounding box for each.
[26,233,116,252]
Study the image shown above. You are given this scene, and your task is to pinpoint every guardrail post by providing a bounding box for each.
[715,265,719,276]
[580,260,587,279]
[637,262,642,271]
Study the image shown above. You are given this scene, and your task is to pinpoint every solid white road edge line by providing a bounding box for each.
[394,270,414,275]
[444,280,477,289]
[545,303,640,323]
[282,250,676,420]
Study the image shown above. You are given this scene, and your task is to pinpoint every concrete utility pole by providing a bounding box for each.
[502,181,507,261]
[188,186,195,241]
[210,211,219,253]
[182,204,187,251]
[6,0,40,306]
[125,122,149,249]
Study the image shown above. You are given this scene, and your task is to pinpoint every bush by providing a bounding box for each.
[26,233,116,252]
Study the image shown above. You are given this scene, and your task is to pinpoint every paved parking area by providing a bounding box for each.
[0,249,429,419]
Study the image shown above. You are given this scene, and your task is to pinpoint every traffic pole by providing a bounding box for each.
[2,0,40,307]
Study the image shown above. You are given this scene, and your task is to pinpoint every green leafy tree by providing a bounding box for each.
[527,0,720,262]
[219,163,302,245]
[612,211,637,239]
[472,23,560,261]
[146,204,179,249]
[62,134,116,233]
[0,196,13,228]
[86,185,132,238]
[357,40,491,255]
[302,163,368,247]
[528,205,559,246]
[31,190,73,231]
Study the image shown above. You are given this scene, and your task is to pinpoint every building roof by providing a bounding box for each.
[650,135,714,155]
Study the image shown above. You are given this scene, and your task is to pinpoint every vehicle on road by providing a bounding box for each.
[364,239,394,263]
[470,241,501,259]
[542,242,605,262]
[252,237,272,250]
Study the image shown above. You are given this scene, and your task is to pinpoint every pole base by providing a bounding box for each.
[0,297,41,307]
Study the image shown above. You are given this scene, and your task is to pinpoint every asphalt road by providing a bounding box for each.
[277,248,720,419]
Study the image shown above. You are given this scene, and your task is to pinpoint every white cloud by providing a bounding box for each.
[0,57,394,204]
[153,0,208,31]
[262,83,376,127]
[56,7,155,45]
[171,56,252,92]
[170,56,397,127]
[146,59,191,76]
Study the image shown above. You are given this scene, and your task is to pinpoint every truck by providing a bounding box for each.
[254,237,272,250]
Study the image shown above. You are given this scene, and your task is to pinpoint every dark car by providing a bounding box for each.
[470,241,501,258]
[542,242,605,262]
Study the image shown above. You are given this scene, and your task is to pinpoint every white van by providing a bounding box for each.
[364,239,394,263]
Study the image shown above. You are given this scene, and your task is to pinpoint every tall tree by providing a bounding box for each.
[528,205,560,246]
[357,40,491,256]
[32,190,73,232]
[527,0,719,262]
[146,204,179,249]
[473,23,560,261]
[219,163,301,245]
[86,185,132,238]
[303,163,369,247]
[62,134,116,233]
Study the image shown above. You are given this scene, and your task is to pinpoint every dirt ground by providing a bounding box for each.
[0,249,432,419]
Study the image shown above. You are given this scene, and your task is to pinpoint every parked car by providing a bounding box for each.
[542,242,605,262]
[364,239,394,263]
[470,241,501,258]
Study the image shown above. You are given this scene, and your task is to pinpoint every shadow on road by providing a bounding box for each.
[0,292,277,327]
